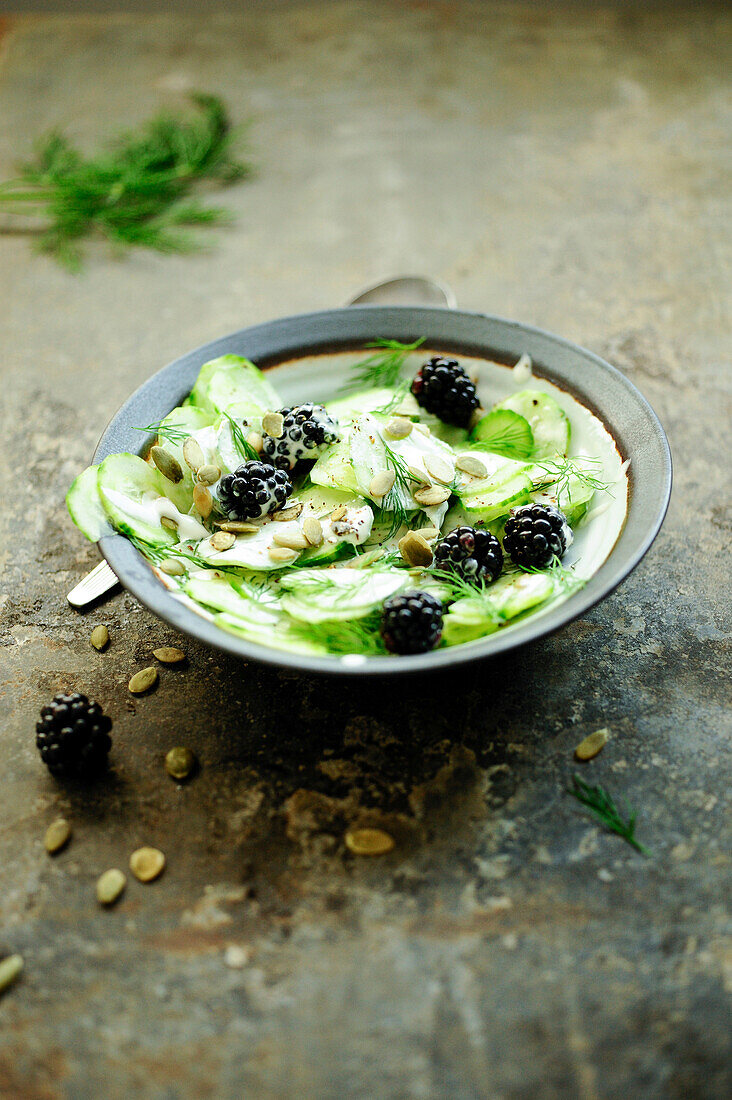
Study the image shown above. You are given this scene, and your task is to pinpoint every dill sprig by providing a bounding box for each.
[425,566,506,620]
[532,456,610,500]
[371,382,413,417]
[380,439,421,538]
[0,94,251,270]
[568,775,650,856]
[134,420,189,445]
[519,555,587,595]
[340,337,425,393]
[222,411,259,462]
[288,612,387,656]
[128,533,211,570]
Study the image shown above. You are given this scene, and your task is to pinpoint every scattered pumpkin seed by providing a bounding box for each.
[153,647,186,665]
[182,437,205,472]
[160,516,178,532]
[262,411,284,438]
[128,667,159,694]
[159,558,186,576]
[330,504,348,522]
[247,431,263,453]
[90,625,109,651]
[129,847,166,883]
[384,417,413,440]
[210,531,236,552]
[44,817,72,855]
[273,503,304,522]
[575,728,610,761]
[165,746,197,780]
[0,955,23,995]
[413,485,451,506]
[369,470,396,498]
[192,482,213,518]
[425,454,454,484]
[268,546,299,563]
[216,520,258,533]
[303,518,323,546]
[197,464,220,486]
[150,446,183,484]
[398,531,434,567]
[273,530,309,551]
[96,868,127,906]
[412,422,431,436]
[407,465,428,484]
[344,827,395,857]
[456,453,488,477]
[419,526,440,540]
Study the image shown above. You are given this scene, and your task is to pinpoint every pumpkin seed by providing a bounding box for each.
[96,868,127,906]
[303,518,323,546]
[247,431,263,453]
[398,531,433,567]
[330,504,348,522]
[369,471,396,498]
[159,558,186,576]
[153,647,186,665]
[344,827,395,856]
[412,422,431,436]
[197,464,220,486]
[0,955,23,994]
[575,728,610,761]
[90,625,109,651]
[129,847,166,883]
[456,453,488,477]
[210,531,236,552]
[160,516,178,532]
[273,530,309,551]
[44,817,72,855]
[273,503,304,522]
[413,485,451,506]
[384,417,413,440]
[425,454,453,484]
[262,411,284,438]
[192,483,213,518]
[419,526,440,540]
[216,521,258,533]
[128,667,158,694]
[268,547,299,563]
[165,746,197,780]
[182,436,205,472]
[150,446,183,484]
[407,465,427,484]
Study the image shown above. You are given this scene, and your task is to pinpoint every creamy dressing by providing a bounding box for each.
[103,488,209,541]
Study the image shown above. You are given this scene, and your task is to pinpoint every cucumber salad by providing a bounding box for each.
[67,340,628,661]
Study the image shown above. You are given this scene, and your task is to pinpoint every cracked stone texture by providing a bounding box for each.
[1,4,730,1098]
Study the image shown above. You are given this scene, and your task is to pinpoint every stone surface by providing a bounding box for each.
[0,4,730,1098]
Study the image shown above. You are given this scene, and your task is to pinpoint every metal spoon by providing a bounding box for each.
[67,275,457,607]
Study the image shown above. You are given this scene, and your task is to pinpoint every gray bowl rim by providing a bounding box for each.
[94,306,672,676]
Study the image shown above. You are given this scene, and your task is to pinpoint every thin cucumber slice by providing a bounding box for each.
[184,574,281,626]
[189,355,281,416]
[442,572,554,646]
[461,471,533,522]
[310,437,360,494]
[326,387,416,421]
[470,408,534,459]
[493,390,570,459]
[453,453,528,500]
[279,567,406,623]
[214,612,328,654]
[97,454,180,546]
[66,465,114,542]
[532,475,595,526]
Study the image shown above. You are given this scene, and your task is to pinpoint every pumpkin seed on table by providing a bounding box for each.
[44,817,72,855]
[159,558,186,576]
[150,446,183,484]
[344,828,395,857]
[90,625,109,651]
[192,482,213,519]
[210,531,236,552]
[575,728,610,761]
[153,647,186,665]
[262,411,284,438]
[96,868,127,906]
[129,847,166,883]
[398,531,433,567]
[128,667,158,694]
[0,955,23,995]
[197,464,220,486]
[165,746,197,781]
[182,436,205,472]
[369,470,396,498]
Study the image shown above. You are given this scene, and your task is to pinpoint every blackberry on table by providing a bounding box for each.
[262,404,341,471]
[411,356,479,428]
[217,460,292,521]
[434,525,503,583]
[36,692,112,779]
[503,503,571,569]
[381,591,443,655]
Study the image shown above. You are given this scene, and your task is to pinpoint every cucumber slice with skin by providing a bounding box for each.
[310,437,360,494]
[97,453,184,546]
[493,390,570,459]
[66,465,114,541]
[442,572,554,646]
[188,355,281,416]
[461,472,533,522]
[184,574,281,626]
[453,453,528,500]
[470,408,534,459]
[279,567,407,623]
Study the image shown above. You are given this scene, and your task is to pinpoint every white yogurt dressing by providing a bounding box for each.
[103,488,209,541]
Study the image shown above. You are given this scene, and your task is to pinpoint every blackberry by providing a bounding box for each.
[217,460,292,521]
[381,591,444,655]
[262,404,341,471]
[434,525,503,583]
[36,692,112,779]
[411,356,479,428]
[503,503,572,569]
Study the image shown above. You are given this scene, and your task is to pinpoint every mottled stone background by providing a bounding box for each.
[0,3,730,1098]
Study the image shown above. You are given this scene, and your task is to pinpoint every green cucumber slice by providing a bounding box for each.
[97,453,196,546]
[184,574,281,626]
[66,465,114,541]
[532,475,595,526]
[189,355,281,416]
[493,390,570,459]
[279,567,406,623]
[310,437,360,493]
[461,472,532,521]
[442,572,554,646]
[470,408,534,459]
